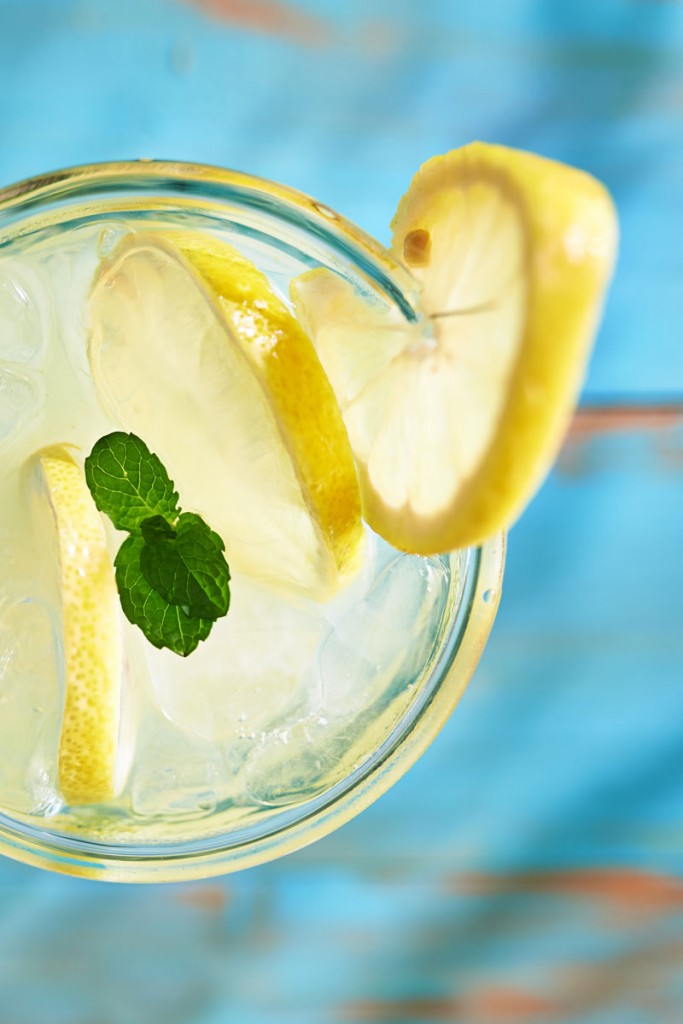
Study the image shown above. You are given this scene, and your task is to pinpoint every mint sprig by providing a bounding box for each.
[85,433,231,657]
[140,512,230,620]
[85,431,179,533]
[115,536,214,657]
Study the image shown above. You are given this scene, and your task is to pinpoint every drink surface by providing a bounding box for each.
[0,215,463,846]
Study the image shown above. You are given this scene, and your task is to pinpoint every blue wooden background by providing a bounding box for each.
[1,2,683,1021]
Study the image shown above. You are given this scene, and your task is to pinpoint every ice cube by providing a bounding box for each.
[0,596,61,814]
[146,576,326,742]
[242,554,452,809]
[0,268,43,364]
[242,714,359,807]
[318,553,450,717]
[129,714,229,820]
[0,365,41,445]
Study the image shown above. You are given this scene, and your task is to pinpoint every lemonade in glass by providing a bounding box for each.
[0,149,615,880]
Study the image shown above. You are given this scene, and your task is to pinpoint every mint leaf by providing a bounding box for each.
[141,515,176,545]
[87,432,232,657]
[85,432,179,533]
[115,535,213,657]
[140,512,230,620]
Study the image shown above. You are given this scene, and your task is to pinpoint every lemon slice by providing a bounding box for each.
[292,142,618,552]
[40,447,121,805]
[88,232,363,599]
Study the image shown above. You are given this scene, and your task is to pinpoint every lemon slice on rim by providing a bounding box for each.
[292,142,618,553]
[88,232,363,599]
[40,447,121,805]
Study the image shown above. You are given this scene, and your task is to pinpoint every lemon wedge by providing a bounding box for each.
[88,232,363,599]
[40,447,121,805]
[292,142,618,552]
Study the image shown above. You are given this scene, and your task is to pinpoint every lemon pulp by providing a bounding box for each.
[40,447,121,805]
[292,142,618,552]
[88,232,363,600]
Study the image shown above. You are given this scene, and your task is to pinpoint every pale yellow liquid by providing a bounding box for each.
[0,219,463,846]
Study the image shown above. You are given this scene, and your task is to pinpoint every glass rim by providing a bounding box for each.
[0,161,506,881]
[0,158,420,308]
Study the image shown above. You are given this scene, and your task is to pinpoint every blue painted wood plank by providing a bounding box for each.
[0,0,681,394]
[0,414,680,1024]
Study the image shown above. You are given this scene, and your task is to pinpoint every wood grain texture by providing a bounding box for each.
[0,2,681,1022]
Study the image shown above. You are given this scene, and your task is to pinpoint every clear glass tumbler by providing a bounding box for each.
[0,162,504,881]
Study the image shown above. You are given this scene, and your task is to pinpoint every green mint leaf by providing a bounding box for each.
[85,432,179,533]
[141,515,176,545]
[115,535,213,657]
[88,431,232,658]
[139,512,231,620]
